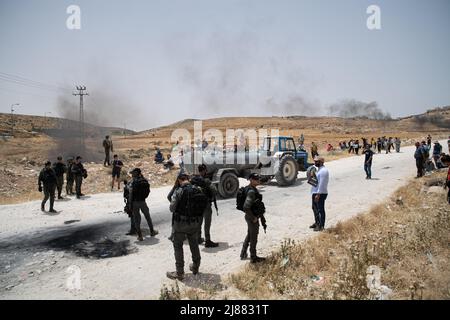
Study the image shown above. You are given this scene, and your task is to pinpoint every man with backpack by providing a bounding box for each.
[53,156,67,199]
[167,172,209,280]
[191,164,219,248]
[128,168,158,241]
[237,173,267,263]
[38,161,57,213]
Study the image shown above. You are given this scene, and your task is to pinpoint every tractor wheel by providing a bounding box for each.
[275,155,298,186]
[218,172,239,198]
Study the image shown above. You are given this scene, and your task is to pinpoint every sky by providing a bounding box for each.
[0,0,449,131]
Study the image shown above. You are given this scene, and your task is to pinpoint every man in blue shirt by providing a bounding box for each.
[310,156,329,232]
[414,142,426,178]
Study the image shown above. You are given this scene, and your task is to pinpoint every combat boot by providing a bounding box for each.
[41,204,45,212]
[205,240,219,248]
[150,229,159,237]
[137,230,144,241]
[166,271,184,281]
[189,263,199,275]
[250,256,266,264]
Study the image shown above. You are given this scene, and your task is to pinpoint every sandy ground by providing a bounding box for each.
[0,141,448,299]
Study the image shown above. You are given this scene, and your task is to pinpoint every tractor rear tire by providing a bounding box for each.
[218,172,239,198]
[275,155,298,186]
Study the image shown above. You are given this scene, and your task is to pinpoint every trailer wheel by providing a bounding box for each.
[218,172,239,198]
[275,155,298,186]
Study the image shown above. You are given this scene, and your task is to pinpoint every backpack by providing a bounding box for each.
[176,184,208,218]
[236,186,249,211]
[191,175,214,201]
[133,177,150,200]
[41,168,56,185]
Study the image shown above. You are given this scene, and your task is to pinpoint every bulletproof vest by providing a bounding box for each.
[41,168,56,185]
[53,163,65,176]
[191,175,214,201]
[175,184,208,220]
[131,177,150,201]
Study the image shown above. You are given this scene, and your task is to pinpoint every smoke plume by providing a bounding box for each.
[327,99,391,120]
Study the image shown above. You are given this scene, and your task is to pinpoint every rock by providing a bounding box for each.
[427,186,445,194]
[5,284,15,290]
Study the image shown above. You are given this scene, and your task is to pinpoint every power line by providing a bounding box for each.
[0,71,72,93]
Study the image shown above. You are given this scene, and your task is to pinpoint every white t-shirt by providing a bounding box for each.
[311,166,329,194]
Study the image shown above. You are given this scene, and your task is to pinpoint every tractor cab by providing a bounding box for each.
[261,136,309,171]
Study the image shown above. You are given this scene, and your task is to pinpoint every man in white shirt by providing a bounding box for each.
[310,156,329,231]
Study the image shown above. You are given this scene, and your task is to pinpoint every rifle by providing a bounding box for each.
[260,215,267,234]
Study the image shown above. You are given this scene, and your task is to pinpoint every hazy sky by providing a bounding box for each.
[0,0,449,131]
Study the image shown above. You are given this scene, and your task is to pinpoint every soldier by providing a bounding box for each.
[239,173,267,263]
[167,172,208,280]
[102,135,113,166]
[53,156,67,199]
[311,142,319,159]
[128,168,158,241]
[66,157,74,195]
[38,161,57,213]
[71,156,86,199]
[191,164,219,248]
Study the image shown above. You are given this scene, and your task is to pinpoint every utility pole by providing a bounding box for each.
[73,86,88,149]
[10,103,20,136]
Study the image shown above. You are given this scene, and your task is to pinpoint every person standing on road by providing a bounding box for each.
[71,156,87,199]
[53,156,67,199]
[111,154,123,191]
[363,145,374,179]
[128,168,158,241]
[38,161,57,213]
[427,134,432,148]
[310,156,329,231]
[394,137,401,153]
[239,173,267,263]
[66,157,74,195]
[167,173,207,280]
[414,142,426,178]
[191,164,219,248]
[102,135,113,166]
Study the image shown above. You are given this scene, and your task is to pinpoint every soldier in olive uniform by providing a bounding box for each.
[38,161,57,213]
[166,173,204,281]
[240,173,267,263]
[53,156,67,199]
[66,157,74,195]
[191,164,219,248]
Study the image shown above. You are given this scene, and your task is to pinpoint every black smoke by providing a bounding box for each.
[328,99,391,120]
